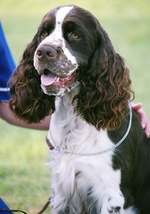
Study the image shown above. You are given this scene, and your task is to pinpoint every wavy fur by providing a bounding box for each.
[10,33,55,122]
[9,5,150,214]
[10,5,132,129]
[76,24,133,130]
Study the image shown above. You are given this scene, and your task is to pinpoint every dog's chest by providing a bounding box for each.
[48,96,114,153]
[48,96,121,212]
[48,96,95,150]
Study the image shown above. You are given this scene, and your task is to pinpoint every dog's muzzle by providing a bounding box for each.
[34,44,78,96]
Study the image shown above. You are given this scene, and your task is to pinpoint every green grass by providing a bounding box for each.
[0,0,150,213]
[0,121,50,213]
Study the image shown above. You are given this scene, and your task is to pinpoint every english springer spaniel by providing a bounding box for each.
[10,5,150,214]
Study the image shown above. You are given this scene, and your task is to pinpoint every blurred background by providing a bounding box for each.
[0,0,150,213]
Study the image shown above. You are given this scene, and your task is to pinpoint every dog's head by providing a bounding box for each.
[33,5,100,96]
[10,5,132,128]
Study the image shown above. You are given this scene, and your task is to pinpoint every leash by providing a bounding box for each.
[0,198,51,214]
[0,209,27,213]
[46,102,132,156]
[36,197,51,214]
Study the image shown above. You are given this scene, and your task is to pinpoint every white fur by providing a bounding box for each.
[47,92,137,214]
[34,6,78,73]
[35,6,137,213]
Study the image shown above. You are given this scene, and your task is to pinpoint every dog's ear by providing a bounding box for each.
[9,33,55,123]
[77,21,133,130]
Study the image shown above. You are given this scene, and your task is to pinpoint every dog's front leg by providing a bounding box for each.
[100,190,125,214]
[50,190,67,214]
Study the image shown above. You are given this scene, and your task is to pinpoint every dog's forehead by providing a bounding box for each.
[42,6,74,24]
[55,6,74,23]
[42,5,96,26]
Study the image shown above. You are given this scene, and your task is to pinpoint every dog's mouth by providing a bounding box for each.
[40,68,78,96]
[41,70,76,88]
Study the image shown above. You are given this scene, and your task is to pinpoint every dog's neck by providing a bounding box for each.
[55,82,80,109]
[48,85,91,151]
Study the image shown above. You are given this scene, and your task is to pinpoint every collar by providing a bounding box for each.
[46,137,55,150]
[45,102,132,156]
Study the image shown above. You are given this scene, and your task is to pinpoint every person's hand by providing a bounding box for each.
[132,103,150,138]
[0,101,49,130]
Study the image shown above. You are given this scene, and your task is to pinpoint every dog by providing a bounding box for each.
[10,5,150,214]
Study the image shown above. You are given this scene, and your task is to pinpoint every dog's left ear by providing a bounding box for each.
[77,21,133,130]
[9,33,55,123]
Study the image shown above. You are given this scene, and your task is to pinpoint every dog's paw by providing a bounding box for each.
[107,197,123,214]
[101,193,124,214]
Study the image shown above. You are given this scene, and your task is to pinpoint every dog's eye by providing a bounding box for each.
[67,31,81,42]
[40,31,49,40]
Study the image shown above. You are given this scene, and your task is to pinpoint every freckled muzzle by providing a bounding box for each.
[34,43,78,96]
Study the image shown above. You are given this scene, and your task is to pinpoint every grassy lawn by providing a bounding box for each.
[0,0,150,213]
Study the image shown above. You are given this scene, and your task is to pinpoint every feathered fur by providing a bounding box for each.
[10,5,132,129]
[9,5,150,214]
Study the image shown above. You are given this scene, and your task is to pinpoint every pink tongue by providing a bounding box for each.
[41,74,57,86]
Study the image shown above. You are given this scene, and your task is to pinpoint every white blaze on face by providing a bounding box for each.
[35,6,78,70]
[50,6,73,44]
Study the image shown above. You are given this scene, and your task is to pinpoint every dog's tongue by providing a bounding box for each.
[41,74,58,86]
[41,73,75,88]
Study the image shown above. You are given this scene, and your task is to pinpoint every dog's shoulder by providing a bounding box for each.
[108,110,145,146]
[107,110,149,176]
[108,111,150,208]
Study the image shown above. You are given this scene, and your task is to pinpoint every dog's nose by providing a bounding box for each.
[36,45,60,61]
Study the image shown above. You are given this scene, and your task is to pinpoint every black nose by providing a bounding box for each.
[36,44,60,61]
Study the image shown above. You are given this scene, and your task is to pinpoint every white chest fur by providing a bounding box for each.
[47,95,133,213]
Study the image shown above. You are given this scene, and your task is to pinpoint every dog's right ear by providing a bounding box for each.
[9,33,55,123]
